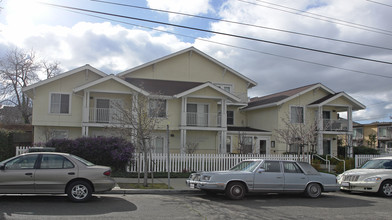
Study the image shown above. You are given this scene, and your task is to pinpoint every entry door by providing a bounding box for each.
[323,140,331,155]
[260,140,267,154]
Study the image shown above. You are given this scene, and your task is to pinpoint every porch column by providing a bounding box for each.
[131,94,138,144]
[180,129,186,153]
[317,133,323,154]
[181,97,187,127]
[317,106,323,131]
[82,91,90,137]
[220,131,227,153]
[347,106,353,132]
[221,99,227,128]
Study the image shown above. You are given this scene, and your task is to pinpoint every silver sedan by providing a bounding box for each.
[186,159,339,200]
[0,152,116,202]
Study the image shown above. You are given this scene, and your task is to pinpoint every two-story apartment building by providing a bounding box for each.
[23,47,271,154]
[23,47,365,155]
[242,83,365,155]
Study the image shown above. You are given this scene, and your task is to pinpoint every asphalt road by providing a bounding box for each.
[1,192,391,220]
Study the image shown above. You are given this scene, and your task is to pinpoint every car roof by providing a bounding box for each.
[372,156,392,160]
[22,152,71,156]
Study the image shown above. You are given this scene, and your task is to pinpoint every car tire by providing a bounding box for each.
[225,182,246,200]
[378,180,392,197]
[67,180,93,202]
[305,183,322,198]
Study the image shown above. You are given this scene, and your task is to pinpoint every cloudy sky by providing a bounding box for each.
[0,0,391,123]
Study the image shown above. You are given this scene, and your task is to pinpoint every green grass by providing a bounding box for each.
[117,183,173,189]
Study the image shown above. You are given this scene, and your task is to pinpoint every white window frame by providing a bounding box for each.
[215,83,233,93]
[49,93,71,114]
[290,105,304,124]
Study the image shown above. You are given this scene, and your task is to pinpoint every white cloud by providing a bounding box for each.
[146,0,213,22]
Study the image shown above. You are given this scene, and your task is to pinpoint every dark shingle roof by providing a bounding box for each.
[124,78,204,96]
[245,83,319,109]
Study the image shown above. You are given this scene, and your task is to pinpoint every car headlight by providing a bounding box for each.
[364,177,382,182]
[201,175,211,181]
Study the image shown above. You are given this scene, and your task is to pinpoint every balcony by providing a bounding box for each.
[186,112,221,127]
[88,108,122,124]
[322,119,348,132]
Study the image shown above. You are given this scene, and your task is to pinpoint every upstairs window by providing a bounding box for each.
[149,99,167,118]
[50,93,70,114]
[290,106,304,123]
[227,110,234,125]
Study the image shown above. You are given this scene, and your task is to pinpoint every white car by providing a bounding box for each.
[338,156,392,197]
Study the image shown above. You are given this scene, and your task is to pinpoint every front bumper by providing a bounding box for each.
[186,179,226,191]
[339,181,381,193]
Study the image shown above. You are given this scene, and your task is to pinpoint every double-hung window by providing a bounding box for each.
[149,99,167,118]
[290,106,304,123]
[50,93,70,114]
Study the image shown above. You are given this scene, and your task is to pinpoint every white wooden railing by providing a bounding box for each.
[355,154,385,168]
[128,153,312,173]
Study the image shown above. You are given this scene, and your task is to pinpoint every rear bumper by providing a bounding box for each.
[94,179,116,192]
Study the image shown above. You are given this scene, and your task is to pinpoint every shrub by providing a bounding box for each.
[353,146,379,155]
[0,129,14,161]
[334,158,355,174]
[46,137,134,172]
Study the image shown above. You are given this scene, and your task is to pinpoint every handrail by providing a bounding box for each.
[327,154,346,172]
[313,154,330,173]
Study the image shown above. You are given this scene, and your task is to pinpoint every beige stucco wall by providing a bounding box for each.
[31,70,103,127]
[33,126,82,143]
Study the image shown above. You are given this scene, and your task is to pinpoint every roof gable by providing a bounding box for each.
[118,47,257,88]
[23,64,107,94]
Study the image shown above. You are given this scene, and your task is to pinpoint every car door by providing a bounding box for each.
[0,154,39,193]
[283,161,309,191]
[253,161,284,191]
[34,154,77,193]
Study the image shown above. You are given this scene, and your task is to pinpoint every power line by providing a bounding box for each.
[366,0,392,8]
[238,0,392,36]
[65,9,392,79]
[90,0,392,52]
[39,2,392,66]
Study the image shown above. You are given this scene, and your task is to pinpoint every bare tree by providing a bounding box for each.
[237,131,253,154]
[0,48,61,124]
[111,93,166,187]
[185,142,199,154]
[275,113,317,160]
[42,60,61,78]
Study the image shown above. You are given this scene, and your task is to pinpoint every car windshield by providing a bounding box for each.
[361,159,392,169]
[70,155,95,166]
[230,160,261,172]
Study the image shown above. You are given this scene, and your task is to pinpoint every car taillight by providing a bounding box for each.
[103,170,111,176]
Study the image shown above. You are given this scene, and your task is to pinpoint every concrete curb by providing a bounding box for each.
[101,188,204,195]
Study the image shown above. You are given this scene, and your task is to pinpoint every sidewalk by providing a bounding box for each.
[104,178,202,195]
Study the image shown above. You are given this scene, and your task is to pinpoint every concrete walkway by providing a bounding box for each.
[103,178,202,195]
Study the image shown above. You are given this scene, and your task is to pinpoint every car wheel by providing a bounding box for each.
[225,182,246,200]
[305,183,322,198]
[378,180,392,197]
[67,180,92,202]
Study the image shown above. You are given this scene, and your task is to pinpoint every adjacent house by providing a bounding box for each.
[22,47,365,155]
[353,122,392,153]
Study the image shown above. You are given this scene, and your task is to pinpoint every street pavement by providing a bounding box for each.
[106,178,201,195]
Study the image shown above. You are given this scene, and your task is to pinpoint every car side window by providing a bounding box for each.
[283,162,303,173]
[262,161,281,172]
[5,155,39,170]
[40,155,74,169]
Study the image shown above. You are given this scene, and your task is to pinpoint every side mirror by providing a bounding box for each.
[258,168,265,173]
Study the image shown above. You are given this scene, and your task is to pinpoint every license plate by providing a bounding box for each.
[190,183,195,189]
[341,182,350,187]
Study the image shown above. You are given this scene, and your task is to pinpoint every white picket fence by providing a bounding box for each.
[128,153,312,173]
[16,146,30,155]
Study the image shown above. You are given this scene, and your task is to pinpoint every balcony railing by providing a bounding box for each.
[323,119,348,132]
[89,108,122,123]
[186,112,221,127]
